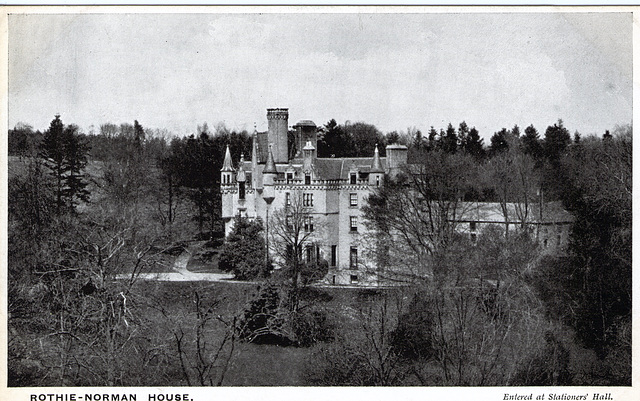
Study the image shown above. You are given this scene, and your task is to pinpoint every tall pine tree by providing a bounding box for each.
[39,115,90,214]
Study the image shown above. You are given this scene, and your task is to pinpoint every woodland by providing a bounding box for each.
[7,116,631,386]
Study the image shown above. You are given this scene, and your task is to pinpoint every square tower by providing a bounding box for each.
[267,108,289,163]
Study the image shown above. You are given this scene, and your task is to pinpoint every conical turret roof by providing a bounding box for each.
[371,144,383,173]
[221,145,234,172]
[264,144,278,174]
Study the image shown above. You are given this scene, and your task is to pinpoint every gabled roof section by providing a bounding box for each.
[311,157,388,180]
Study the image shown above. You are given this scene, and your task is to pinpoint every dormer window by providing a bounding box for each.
[305,174,311,185]
[350,173,357,185]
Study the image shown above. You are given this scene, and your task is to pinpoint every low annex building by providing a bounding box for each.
[221,108,574,286]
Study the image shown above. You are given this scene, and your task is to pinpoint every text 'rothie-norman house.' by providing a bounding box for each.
[221,108,574,286]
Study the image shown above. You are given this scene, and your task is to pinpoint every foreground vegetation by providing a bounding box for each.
[8,116,630,386]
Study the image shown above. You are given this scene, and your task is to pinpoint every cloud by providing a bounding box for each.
[8,12,632,140]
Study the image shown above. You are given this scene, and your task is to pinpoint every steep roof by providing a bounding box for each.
[221,145,233,172]
[264,145,278,174]
[371,144,383,173]
[256,131,269,163]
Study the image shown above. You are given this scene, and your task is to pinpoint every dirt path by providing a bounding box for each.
[117,246,234,282]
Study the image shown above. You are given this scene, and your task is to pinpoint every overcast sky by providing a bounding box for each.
[8,11,632,140]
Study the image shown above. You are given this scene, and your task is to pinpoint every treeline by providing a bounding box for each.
[8,115,255,386]
[7,114,631,386]
[351,124,632,386]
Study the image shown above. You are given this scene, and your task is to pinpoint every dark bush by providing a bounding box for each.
[292,308,334,347]
[238,285,282,343]
[389,294,434,361]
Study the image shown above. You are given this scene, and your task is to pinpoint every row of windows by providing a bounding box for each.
[285,171,379,187]
[329,245,358,269]
[303,193,314,207]
[244,190,361,208]
[298,244,356,269]
[230,172,379,189]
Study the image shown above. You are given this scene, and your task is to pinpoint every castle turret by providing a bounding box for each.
[251,130,262,190]
[386,144,408,177]
[263,144,277,204]
[369,144,384,187]
[294,120,317,158]
[267,108,289,164]
[221,145,234,186]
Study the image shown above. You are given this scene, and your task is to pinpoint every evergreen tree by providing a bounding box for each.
[133,120,145,153]
[427,126,438,151]
[510,124,521,138]
[219,215,270,280]
[318,119,351,157]
[521,124,543,161]
[464,127,486,160]
[39,115,90,214]
[543,119,571,161]
[457,121,470,152]
[441,123,457,154]
[489,128,510,155]
[412,128,424,150]
[61,125,90,210]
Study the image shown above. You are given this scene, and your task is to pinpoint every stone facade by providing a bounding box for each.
[221,108,395,286]
[221,108,574,286]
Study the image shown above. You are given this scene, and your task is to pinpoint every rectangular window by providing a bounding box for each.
[238,182,246,200]
[306,246,312,263]
[350,193,358,207]
[303,193,314,207]
[285,192,291,207]
[470,221,477,231]
[287,172,294,183]
[304,216,314,232]
[470,233,477,244]
[305,174,311,185]
[247,173,252,188]
[350,275,358,284]
[350,216,358,232]
[350,173,357,185]
[376,176,380,187]
[350,247,358,269]
[331,245,337,267]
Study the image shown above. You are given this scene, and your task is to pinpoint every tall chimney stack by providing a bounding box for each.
[267,108,289,163]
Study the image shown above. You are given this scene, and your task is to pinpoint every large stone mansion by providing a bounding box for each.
[220,108,574,286]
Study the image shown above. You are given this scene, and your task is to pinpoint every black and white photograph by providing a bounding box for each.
[4,5,634,397]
